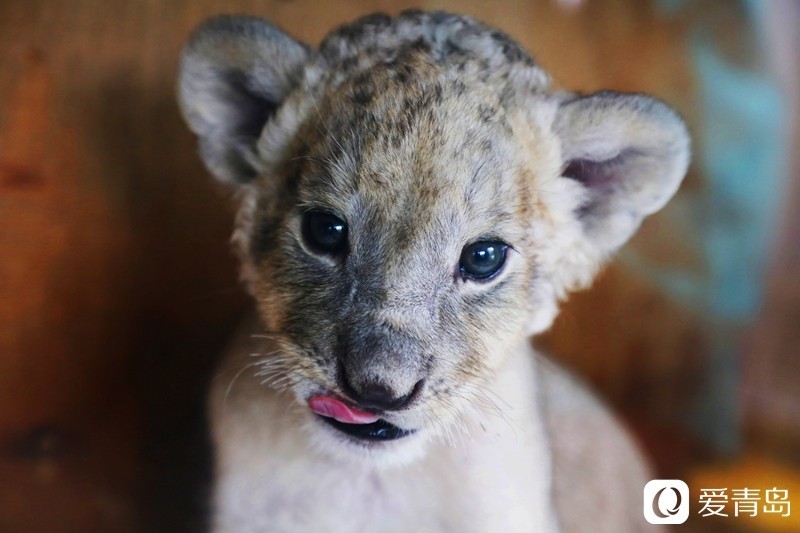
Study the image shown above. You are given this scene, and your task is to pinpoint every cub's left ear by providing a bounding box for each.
[554,91,690,255]
[177,15,311,186]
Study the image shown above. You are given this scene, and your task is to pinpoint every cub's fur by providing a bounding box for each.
[178,10,689,532]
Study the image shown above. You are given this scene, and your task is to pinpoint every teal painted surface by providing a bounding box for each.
[696,42,785,321]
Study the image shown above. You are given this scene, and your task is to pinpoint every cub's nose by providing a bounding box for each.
[340,373,424,412]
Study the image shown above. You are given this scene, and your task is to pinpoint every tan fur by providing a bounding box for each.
[177,10,689,532]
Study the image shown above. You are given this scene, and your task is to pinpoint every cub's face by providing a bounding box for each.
[246,56,557,460]
[178,11,689,463]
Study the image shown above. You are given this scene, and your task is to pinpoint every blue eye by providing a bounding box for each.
[302,210,348,255]
[459,241,508,280]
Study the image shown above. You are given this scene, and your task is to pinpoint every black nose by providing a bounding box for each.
[340,373,424,412]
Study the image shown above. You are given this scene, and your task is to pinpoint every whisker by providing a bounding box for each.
[222,361,261,407]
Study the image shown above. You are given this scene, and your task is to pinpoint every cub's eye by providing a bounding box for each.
[459,241,508,280]
[302,210,348,255]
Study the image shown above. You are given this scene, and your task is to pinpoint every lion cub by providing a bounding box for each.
[178,10,688,532]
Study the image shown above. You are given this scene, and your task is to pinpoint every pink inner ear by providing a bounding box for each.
[562,158,618,190]
[562,149,638,190]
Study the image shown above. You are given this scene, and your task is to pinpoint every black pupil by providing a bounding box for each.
[460,241,507,279]
[304,211,347,254]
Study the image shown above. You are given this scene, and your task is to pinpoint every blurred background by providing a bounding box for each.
[1,1,798,531]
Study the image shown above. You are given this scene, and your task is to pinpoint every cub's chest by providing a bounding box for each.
[252,446,546,533]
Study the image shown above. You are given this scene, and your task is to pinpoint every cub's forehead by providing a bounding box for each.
[295,58,537,245]
[271,10,561,245]
[313,10,548,93]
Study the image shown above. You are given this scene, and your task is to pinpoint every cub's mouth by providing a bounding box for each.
[309,395,414,441]
[317,416,413,441]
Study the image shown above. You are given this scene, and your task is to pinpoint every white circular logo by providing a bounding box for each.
[643,480,690,524]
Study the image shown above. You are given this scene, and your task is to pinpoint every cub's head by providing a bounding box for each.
[178,11,689,464]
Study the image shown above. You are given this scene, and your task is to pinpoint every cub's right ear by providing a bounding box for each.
[177,15,310,185]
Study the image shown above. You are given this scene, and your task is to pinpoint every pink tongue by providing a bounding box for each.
[308,395,379,424]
